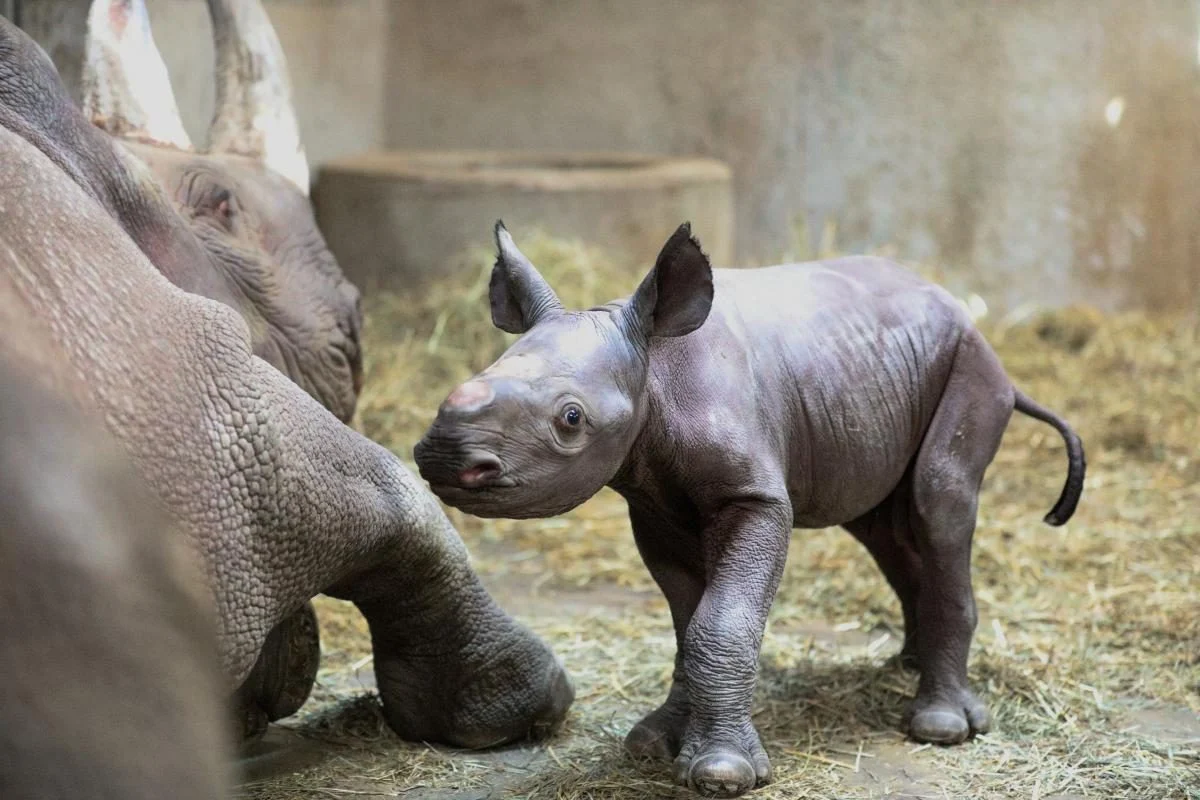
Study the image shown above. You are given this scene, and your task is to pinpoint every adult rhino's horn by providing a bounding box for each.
[206,0,310,194]
[81,0,193,150]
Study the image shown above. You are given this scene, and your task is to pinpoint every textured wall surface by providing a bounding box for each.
[314,151,735,289]
[22,0,388,167]
[382,0,1200,312]
[21,0,1200,311]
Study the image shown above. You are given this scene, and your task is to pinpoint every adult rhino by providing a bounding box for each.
[0,344,229,799]
[81,0,362,423]
[0,12,572,753]
[75,0,368,736]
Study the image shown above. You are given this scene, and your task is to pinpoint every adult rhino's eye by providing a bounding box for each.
[560,403,584,429]
[199,187,236,231]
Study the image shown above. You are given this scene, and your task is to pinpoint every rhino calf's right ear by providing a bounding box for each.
[489,221,564,334]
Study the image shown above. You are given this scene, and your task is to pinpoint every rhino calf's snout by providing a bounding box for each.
[413,429,505,489]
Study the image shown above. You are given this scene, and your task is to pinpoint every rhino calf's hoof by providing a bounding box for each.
[625,719,681,762]
[676,749,758,798]
[907,689,991,745]
[671,721,772,799]
[624,695,690,761]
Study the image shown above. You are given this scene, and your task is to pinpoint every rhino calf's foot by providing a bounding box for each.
[907,686,991,744]
[625,683,691,761]
[671,720,771,798]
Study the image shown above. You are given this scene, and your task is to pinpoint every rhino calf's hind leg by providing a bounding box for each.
[905,331,1013,744]
[844,481,923,669]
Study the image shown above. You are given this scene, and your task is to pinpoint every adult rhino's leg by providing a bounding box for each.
[219,362,573,748]
[325,501,574,747]
[624,507,706,761]
[843,481,923,668]
[905,330,1012,745]
[234,601,320,741]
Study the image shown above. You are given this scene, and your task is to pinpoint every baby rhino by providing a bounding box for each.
[415,223,1085,798]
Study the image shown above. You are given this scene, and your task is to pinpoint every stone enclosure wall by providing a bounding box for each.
[21,0,1200,312]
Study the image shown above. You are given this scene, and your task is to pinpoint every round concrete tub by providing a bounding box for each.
[313,150,734,292]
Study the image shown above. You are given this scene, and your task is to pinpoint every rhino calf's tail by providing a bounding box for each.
[1013,389,1086,526]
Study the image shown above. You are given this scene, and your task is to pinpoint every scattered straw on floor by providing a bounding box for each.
[243,232,1199,799]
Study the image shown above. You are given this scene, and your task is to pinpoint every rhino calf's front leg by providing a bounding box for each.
[667,500,792,798]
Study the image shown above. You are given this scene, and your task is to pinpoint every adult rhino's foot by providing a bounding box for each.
[373,614,573,749]
[625,686,690,761]
[906,685,990,745]
[234,602,321,742]
[672,720,771,798]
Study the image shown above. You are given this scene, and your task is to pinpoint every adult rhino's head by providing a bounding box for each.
[415,222,714,519]
[82,0,362,421]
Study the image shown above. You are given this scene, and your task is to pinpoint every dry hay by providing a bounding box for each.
[243,231,1199,799]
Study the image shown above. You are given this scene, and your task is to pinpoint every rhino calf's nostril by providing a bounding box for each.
[458,453,503,487]
[445,380,494,412]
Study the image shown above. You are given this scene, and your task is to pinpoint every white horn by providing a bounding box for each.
[206,0,309,194]
[81,0,192,150]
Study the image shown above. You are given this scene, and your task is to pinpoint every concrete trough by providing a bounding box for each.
[313,150,734,293]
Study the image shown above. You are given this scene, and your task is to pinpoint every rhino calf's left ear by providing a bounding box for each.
[625,222,714,339]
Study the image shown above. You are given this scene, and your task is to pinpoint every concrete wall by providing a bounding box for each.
[21,0,1200,311]
[22,0,388,168]
[382,0,1200,312]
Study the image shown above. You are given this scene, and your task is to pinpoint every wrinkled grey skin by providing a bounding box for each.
[0,21,572,753]
[0,349,230,800]
[416,222,1086,797]
[85,0,361,735]
[82,0,364,424]
[121,141,362,737]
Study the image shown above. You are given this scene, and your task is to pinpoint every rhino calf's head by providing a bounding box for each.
[415,222,713,519]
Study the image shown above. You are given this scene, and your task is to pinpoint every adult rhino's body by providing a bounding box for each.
[76,0,366,729]
[0,16,571,750]
[0,346,229,799]
[417,223,1085,797]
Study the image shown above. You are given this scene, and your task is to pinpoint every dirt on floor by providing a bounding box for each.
[238,235,1200,800]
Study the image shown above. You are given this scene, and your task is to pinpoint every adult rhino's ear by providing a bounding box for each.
[623,223,714,339]
[489,221,563,334]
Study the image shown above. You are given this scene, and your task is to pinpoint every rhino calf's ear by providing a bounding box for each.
[489,221,564,334]
[624,222,714,339]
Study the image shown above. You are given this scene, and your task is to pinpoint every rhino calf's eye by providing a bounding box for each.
[559,404,584,430]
